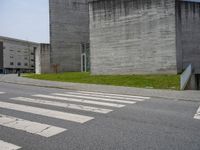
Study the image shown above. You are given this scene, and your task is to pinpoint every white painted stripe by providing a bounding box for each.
[194,106,200,120]
[64,92,145,101]
[194,114,200,120]
[0,140,21,150]
[11,97,112,114]
[0,92,5,94]
[196,106,200,114]
[33,94,125,108]
[0,102,93,123]
[0,114,66,137]
[53,93,136,104]
[76,91,150,99]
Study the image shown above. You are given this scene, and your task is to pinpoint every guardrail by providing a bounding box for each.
[180,64,192,90]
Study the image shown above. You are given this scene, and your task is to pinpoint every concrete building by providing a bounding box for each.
[176,0,200,90]
[49,0,89,72]
[0,36,39,74]
[88,0,200,89]
[35,44,51,74]
[88,0,200,74]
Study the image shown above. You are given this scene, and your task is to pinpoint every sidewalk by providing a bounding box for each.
[0,74,200,102]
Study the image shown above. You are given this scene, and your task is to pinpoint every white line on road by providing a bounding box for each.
[76,91,150,100]
[53,93,136,104]
[11,97,113,114]
[0,92,6,94]
[194,106,200,120]
[33,94,126,108]
[0,102,93,123]
[0,140,21,150]
[194,114,200,120]
[64,91,145,101]
[0,114,66,137]
[196,106,200,114]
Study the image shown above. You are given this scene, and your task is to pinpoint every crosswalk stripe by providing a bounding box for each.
[0,92,5,94]
[0,102,93,123]
[33,94,126,108]
[76,91,150,99]
[194,106,200,120]
[194,114,200,120]
[53,93,136,104]
[11,97,113,114]
[0,114,66,137]
[65,91,145,101]
[0,140,21,150]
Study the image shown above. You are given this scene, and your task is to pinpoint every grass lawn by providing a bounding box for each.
[23,72,180,90]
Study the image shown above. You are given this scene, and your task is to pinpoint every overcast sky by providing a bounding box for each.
[0,0,49,43]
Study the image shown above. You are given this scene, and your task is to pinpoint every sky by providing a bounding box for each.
[0,0,49,43]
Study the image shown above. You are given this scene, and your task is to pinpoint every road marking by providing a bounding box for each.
[65,91,146,101]
[194,106,200,120]
[53,93,136,104]
[194,114,200,120]
[33,95,126,108]
[11,97,113,114]
[0,92,5,94]
[0,140,21,150]
[0,102,93,123]
[0,114,66,137]
[75,91,150,100]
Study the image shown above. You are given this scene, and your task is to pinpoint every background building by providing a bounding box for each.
[0,36,39,74]
[49,0,89,72]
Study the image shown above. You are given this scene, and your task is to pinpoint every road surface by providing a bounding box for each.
[0,82,199,150]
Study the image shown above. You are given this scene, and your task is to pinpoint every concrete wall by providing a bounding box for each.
[89,0,177,75]
[35,44,51,74]
[49,0,89,72]
[0,36,39,72]
[0,42,3,69]
[176,0,200,74]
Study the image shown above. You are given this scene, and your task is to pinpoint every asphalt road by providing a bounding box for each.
[0,82,199,150]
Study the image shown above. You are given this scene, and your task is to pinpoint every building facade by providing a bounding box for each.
[176,0,200,75]
[35,44,51,74]
[0,36,39,74]
[89,0,177,75]
[49,0,89,72]
[88,0,200,77]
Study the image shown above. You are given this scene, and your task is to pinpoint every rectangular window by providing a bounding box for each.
[10,56,14,59]
[24,63,28,66]
[10,62,14,66]
[17,62,21,66]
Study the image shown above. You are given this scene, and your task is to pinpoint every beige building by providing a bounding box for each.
[0,36,39,74]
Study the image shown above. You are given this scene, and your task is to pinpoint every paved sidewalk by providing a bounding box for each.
[0,74,200,101]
